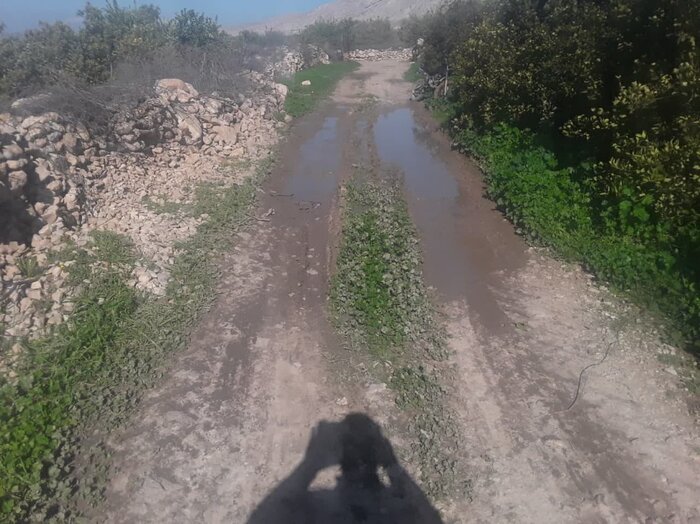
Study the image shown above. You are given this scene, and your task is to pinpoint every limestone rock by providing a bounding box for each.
[175,110,203,145]
[155,79,199,100]
[8,170,28,196]
[211,125,239,145]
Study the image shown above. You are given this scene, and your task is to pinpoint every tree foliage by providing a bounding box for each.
[0,2,226,98]
[411,0,700,348]
[168,9,222,48]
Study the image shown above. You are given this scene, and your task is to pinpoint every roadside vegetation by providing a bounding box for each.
[403,63,422,83]
[404,0,700,359]
[0,158,273,520]
[330,175,464,499]
[282,61,360,117]
[0,3,285,104]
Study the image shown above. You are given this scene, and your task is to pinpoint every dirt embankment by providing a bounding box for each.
[94,59,700,524]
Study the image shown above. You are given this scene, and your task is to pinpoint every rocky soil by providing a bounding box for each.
[1,73,287,350]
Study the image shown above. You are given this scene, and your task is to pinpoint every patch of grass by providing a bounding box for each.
[330,179,443,358]
[142,195,190,215]
[330,177,460,500]
[17,256,42,279]
[282,61,360,117]
[426,98,456,127]
[403,62,422,83]
[0,156,273,521]
[90,230,136,267]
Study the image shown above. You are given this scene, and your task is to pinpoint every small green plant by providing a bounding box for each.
[90,230,136,267]
[283,61,360,117]
[16,256,42,279]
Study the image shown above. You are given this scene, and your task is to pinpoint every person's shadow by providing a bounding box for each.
[247,413,444,524]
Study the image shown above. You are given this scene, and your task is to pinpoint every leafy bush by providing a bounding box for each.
[400,0,483,76]
[0,2,230,99]
[409,0,700,351]
[455,123,699,350]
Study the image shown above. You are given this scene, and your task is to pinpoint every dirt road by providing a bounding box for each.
[99,61,699,523]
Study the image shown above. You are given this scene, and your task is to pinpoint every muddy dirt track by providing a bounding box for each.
[98,61,700,523]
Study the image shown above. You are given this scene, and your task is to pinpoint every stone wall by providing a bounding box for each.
[346,48,413,62]
[1,74,287,343]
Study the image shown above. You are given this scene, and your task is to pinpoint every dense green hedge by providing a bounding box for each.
[410,0,699,351]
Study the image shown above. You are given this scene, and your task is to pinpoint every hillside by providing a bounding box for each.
[237,0,445,33]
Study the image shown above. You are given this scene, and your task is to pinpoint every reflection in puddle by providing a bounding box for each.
[284,116,341,202]
[375,108,458,201]
[375,107,523,332]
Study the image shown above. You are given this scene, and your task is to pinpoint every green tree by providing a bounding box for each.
[0,22,80,96]
[168,9,222,48]
[77,1,165,82]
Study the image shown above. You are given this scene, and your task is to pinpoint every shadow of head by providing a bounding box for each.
[247,413,444,524]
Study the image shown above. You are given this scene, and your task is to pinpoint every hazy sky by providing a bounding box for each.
[0,0,329,32]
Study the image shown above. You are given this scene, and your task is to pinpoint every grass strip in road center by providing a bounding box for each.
[281,61,360,117]
[330,176,469,501]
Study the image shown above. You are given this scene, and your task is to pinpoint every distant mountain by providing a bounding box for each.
[235,0,446,33]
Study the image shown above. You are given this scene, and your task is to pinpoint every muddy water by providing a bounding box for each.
[282,115,342,202]
[374,106,527,333]
[279,104,528,334]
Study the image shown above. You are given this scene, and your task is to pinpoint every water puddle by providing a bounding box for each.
[374,107,526,332]
[283,116,341,202]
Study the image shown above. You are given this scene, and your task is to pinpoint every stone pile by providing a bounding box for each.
[110,75,286,157]
[269,46,331,78]
[1,74,286,344]
[1,112,91,248]
[346,48,413,62]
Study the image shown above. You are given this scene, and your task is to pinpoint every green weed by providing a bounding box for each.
[90,230,136,267]
[330,177,459,499]
[282,61,360,117]
[453,123,700,356]
[17,256,42,279]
